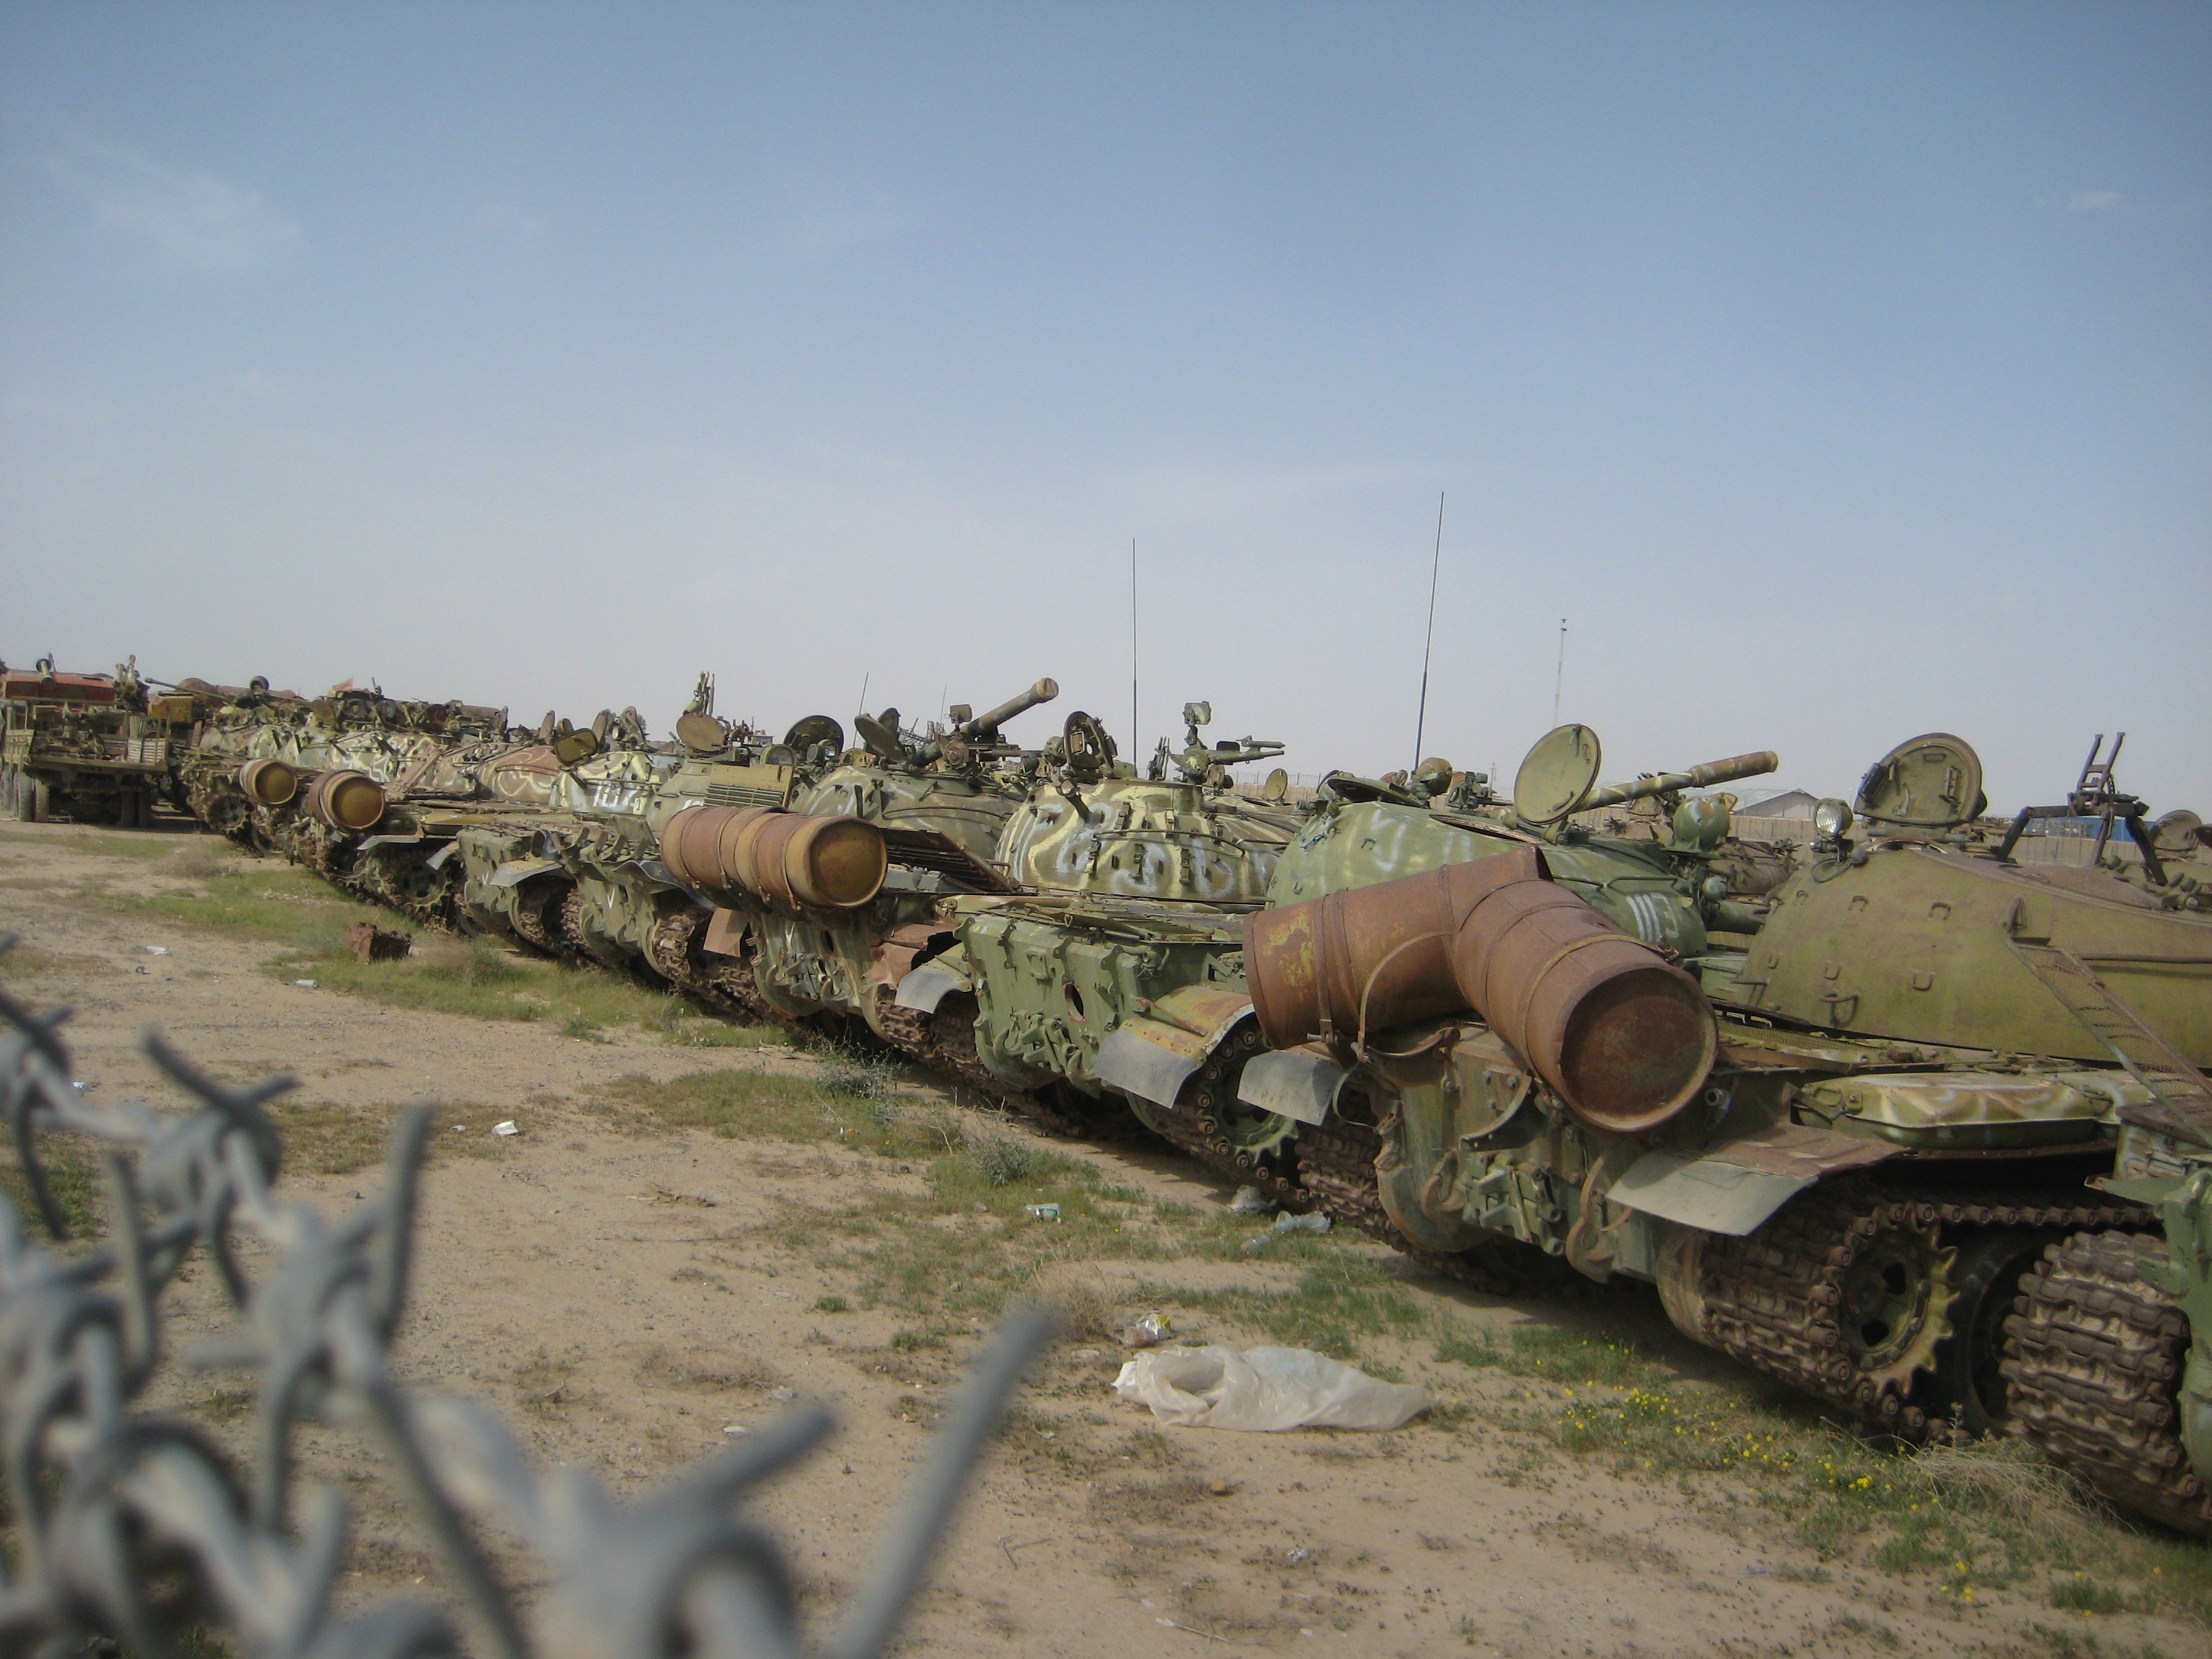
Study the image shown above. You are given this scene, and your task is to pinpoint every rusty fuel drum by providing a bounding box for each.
[235,757,299,807]
[1243,845,1716,1134]
[659,804,888,909]
[302,769,387,832]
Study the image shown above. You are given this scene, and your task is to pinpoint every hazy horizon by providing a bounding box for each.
[5,4,2206,811]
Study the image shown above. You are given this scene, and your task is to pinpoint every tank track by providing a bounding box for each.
[1125,1062,1544,1297]
[871,992,1095,1138]
[2002,1231,2211,1536]
[339,848,459,931]
[1699,1185,2154,1439]
[507,878,569,957]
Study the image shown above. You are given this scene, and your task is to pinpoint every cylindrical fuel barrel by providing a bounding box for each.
[302,769,386,832]
[236,757,299,806]
[744,811,886,909]
[1447,876,1714,1135]
[1244,845,1713,1134]
[660,804,776,891]
[660,805,886,909]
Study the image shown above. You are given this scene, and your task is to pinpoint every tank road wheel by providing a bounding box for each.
[508,878,570,957]
[1834,1220,1956,1402]
[2003,1232,2211,1537]
[1697,1187,1956,1435]
[1925,1226,2067,1439]
[1184,1024,1295,1166]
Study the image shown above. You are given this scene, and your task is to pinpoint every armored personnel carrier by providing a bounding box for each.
[1231,725,2209,1444]
[1,657,192,827]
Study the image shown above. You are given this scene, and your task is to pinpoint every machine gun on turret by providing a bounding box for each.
[1146,700,1285,786]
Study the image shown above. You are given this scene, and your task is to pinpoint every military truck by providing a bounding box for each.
[1,657,192,827]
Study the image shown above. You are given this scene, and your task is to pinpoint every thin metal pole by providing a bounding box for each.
[1130,538,1139,751]
[1551,619,1568,727]
[857,673,869,720]
[1412,492,1444,771]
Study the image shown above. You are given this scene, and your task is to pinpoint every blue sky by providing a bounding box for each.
[4,3,2206,810]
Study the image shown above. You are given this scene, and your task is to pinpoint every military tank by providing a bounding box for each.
[894,701,1299,1141]
[1229,724,2209,1444]
[648,681,1056,1049]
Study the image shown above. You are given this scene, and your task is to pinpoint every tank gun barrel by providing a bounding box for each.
[915,678,1058,763]
[1580,750,1778,811]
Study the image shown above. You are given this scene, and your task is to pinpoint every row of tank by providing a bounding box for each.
[153,666,2212,1536]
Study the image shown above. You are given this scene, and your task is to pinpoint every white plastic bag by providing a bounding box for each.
[1111,1344,1426,1431]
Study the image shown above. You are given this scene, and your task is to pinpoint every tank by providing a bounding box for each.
[1,657,187,827]
[624,680,1057,1051]
[1974,737,2212,1536]
[897,702,1299,1140]
[1231,724,2211,1455]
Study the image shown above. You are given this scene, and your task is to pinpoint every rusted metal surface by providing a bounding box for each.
[236,755,298,806]
[303,767,387,831]
[661,804,888,910]
[1245,845,1714,1133]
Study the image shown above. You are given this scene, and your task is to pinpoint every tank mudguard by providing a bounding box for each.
[1094,985,1255,1108]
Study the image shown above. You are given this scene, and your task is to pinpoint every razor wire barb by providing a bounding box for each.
[0,934,1051,1659]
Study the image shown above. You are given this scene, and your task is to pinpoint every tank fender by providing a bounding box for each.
[1236,1046,1346,1126]
[2138,1167,2212,1490]
[894,948,974,1014]
[701,905,751,957]
[1609,1121,1899,1236]
[1094,985,1255,1109]
[866,922,957,994]
[487,856,564,889]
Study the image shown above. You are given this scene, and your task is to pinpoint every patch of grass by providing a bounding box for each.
[812,1295,850,1313]
[935,1126,1088,1195]
[2049,1574,2128,1616]
[0,1130,105,1241]
[87,857,376,950]
[0,941,107,981]
[267,1102,397,1176]
[603,1069,890,1143]
[1431,1316,2212,1628]
[818,1047,902,1102]
[1436,1323,1659,1389]
[82,831,200,862]
[1138,1254,1428,1362]
[283,939,780,1048]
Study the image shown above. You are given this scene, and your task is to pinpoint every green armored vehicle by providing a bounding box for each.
[1978,739,2212,1535]
[617,681,1056,1046]
[894,702,1299,1138]
[1231,724,2209,1450]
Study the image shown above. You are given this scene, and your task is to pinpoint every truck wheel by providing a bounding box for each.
[1,767,17,818]
[27,776,49,822]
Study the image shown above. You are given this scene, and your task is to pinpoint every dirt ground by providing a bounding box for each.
[1,817,2203,1659]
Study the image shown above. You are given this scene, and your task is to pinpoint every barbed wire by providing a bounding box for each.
[0,932,1050,1659]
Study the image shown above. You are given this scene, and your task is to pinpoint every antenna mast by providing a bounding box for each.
[1130,537,1139,752]
[1411,492,1444,771]
[856,673,869,720]
[1551,619,1568,727]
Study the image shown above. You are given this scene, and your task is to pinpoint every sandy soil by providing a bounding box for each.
[0,817,2198,1659]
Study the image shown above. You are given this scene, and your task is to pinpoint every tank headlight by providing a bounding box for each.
[1812,798,1853,840]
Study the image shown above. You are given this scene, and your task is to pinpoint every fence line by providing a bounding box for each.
[0,932,1048,1659]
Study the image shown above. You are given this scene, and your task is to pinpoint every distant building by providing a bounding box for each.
[1736,788,1820,819]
